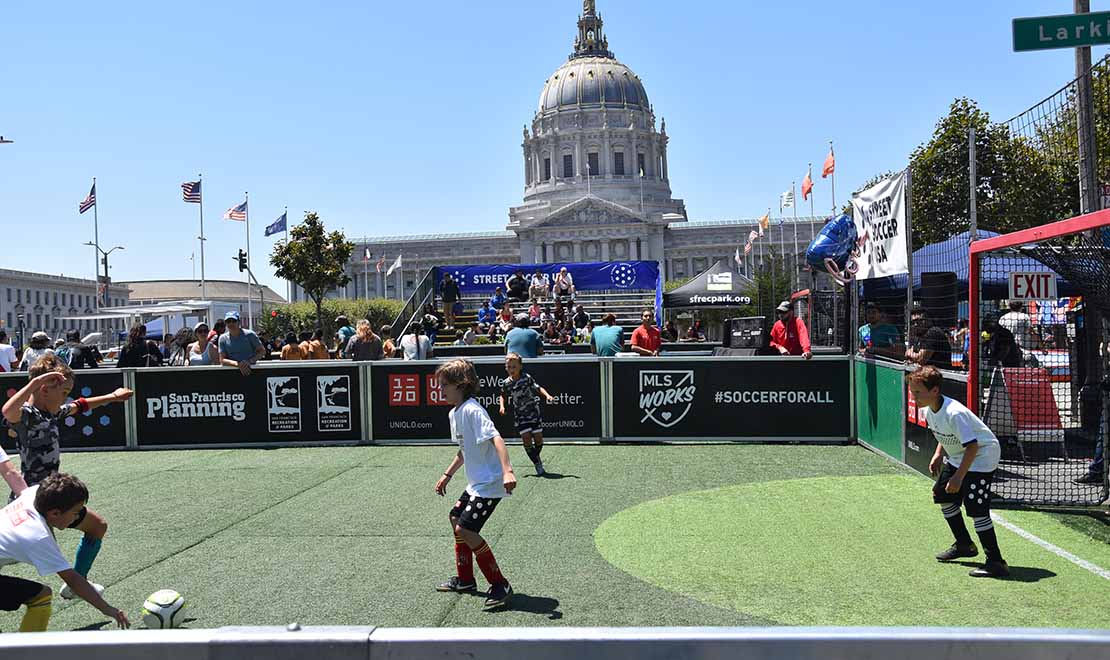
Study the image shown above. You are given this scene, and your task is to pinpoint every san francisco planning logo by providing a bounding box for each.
[638,370,696,428]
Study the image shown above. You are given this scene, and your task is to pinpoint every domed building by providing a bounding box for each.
[293,1,820,303]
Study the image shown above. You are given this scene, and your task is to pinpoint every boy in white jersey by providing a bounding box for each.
[0,472,130,631]
[433,359,517,610]
[908,366,1008,578]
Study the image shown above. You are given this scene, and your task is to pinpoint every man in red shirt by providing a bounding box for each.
[769,300,812,360]
[631,310,662,356]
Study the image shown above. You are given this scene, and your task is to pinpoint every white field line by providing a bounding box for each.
[991,512,1110,581]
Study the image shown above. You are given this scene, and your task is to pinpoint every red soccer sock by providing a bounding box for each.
[454,533,474,584]
[473,541,507,586]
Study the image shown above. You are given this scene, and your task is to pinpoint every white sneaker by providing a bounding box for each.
[60,582,104,600]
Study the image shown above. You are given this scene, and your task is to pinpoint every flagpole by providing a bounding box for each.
[808,162,816,241]
[198,173,207,303]
[283,206,290,304]
[364,246,369,301]
[829,141,837,215]
[245,192,252,329]
[92,178,100,336]
[792,180,799,289]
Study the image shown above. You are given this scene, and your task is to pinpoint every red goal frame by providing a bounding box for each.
[967,207,1110,414]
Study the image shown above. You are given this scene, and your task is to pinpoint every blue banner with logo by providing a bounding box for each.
[437,261,660,295]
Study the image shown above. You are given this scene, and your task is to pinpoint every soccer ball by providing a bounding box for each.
[142,589,186,629]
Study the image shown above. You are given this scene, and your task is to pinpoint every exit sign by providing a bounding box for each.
[1008,272,1058,300]
[1013,12,1110,51]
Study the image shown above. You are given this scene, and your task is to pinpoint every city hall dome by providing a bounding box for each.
[538,57,650,115]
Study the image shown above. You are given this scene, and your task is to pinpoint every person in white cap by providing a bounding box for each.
[18,332,54,372]
[769,300,812,360]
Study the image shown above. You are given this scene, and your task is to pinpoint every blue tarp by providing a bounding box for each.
[437,261,661,295]
[860,230,1077,300]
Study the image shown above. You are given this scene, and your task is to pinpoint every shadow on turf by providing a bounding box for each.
[73,617,199,631]
[951,562,1057,582]
[523,471,580,480]
[467,591,562,619]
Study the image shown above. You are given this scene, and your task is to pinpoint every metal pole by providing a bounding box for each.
[245,192,252,329]
[792,180,799,289]
[284,207,290,304]
[905,167,915,346]
[92,178,100,337]
[829,142,837,216]
[198,173,207,303]
[969,126,978,242]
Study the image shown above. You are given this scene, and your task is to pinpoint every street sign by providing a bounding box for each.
[1014,11,1110,52]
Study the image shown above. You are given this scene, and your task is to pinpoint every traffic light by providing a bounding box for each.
[237,249,248,272]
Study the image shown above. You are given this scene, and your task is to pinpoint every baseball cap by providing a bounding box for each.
[194,321,209,331]
[224,310,241,322]
[776,301,792,313]
[31,331,50,343]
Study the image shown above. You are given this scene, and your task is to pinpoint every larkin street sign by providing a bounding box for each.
[1014,11,1110,52]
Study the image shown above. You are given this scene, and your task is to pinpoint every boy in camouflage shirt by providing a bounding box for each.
[2,354,133,599]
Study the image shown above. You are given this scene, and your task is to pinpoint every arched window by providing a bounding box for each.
[613,149,625,176]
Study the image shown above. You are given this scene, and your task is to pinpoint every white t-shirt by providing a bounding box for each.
[999,311,1032,349]
[449,398,509,499]
[0,486,71,576]
[0,445,8,462]
[0,343,16,372]
[923,396,1001,473]
[399,334,431,360]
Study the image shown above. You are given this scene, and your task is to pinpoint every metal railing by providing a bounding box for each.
[388,267,438,338]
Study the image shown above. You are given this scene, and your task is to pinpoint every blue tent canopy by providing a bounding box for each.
[861,230,1077,300]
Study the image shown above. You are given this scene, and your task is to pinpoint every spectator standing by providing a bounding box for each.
[206,320,226,346]
[57,331,98,370]
[335,316,356,354]
[998,301,1032,350]
[308,329,330,359]
[477,302,495,332]
[164,328,195,366]
[381,325,396,358]
[489,287,507,311]
[505,316,544,358]
[506,270,529,303]
[858,303,903,360]
[630,310,663,357]
[769,301,813,359]
[400,323,433,360]
[280,332,306,360]
[18,332,55,371]
[0,330,18,372]
[590,314,623,356]
[186,322,221,365]
[905,309,951,369]
[218,311,266,375]
[116,326,159,368]
[346,320,384,361]
[441,274,461,329]
[297,331,314,357]
[661,321,678,343]
[529,270,549,301]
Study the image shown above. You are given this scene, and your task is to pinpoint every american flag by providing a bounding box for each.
[79,183,96,214]
[375,255,386,273]
[743,242,753,255]
[182,180,201,203]
[223,200,247,221]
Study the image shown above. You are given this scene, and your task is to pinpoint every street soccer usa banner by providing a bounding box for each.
[437,261,660,295]
[850,171,909,280]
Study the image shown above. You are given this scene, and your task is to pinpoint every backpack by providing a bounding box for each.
[55,344,74,366]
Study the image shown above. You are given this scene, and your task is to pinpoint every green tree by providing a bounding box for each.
[270,212,354,331]
[907,98,1076,250]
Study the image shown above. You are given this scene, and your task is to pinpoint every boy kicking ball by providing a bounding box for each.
[0,472,130,631]
[499,352,555,476]
[2,354,134,599]
[433,359,517,610]
[907,366,1008,578]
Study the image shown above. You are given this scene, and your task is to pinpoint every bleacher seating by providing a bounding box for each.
[431,288,658,345]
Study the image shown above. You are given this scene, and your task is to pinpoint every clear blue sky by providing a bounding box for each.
[1,0,1105,297]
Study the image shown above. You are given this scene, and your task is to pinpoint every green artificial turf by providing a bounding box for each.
[0,444,1102,632]
[594,474,1110,628]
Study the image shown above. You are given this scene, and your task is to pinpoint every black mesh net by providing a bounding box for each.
[975,227,1109,506]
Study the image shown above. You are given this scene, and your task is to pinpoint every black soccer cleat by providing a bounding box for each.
[436,576,477,593]
[483,582,513,610]
[1073,473,1102,485]
[969,560,1010,578]
[935,543,979,561]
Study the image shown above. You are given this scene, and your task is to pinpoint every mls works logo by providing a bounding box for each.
[638,370,696,428]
